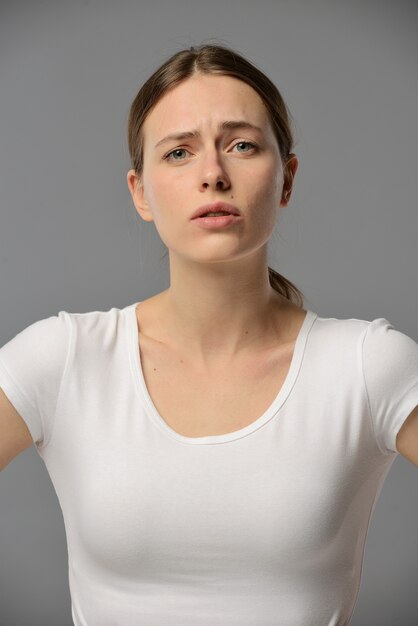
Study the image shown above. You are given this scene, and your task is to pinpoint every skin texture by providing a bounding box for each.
[127,73,300,368]
[396,405,418,467]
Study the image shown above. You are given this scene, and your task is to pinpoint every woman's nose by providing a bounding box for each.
[199,150,231,191]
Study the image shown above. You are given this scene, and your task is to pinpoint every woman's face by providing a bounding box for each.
[127,73,297,265]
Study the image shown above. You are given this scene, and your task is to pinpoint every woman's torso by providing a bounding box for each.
[27,301,396,625]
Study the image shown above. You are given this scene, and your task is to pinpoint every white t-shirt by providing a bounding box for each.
[1,302,418,626]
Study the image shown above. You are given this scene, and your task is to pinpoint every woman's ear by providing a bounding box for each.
[126,169,154,222]
[280,154,299,207]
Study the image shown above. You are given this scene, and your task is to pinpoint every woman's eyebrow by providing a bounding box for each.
[154,120,264,149]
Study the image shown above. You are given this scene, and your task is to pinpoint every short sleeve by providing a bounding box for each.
[362,317,418,455]
[0,311,71,448]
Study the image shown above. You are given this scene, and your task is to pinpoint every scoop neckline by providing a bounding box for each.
[126,301,317,445]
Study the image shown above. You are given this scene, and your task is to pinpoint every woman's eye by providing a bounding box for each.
[163,141,257,162]
[233,141,257,153]
[164,148,189,161]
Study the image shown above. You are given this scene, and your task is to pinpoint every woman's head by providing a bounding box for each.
[126,43,304,307]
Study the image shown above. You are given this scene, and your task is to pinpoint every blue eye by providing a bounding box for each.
[163,141,257,162]
[164,148,189,161]
[234,141,256,152]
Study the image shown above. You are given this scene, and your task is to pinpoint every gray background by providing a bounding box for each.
[1,0,417,624]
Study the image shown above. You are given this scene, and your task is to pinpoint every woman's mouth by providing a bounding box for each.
[192,214,243,229]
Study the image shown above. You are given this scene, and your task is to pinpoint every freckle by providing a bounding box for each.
[153,367,157,371]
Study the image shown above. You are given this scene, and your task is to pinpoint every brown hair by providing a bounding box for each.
[127,43,304,307]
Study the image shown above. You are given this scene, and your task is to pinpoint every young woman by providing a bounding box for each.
[1,43,418,626]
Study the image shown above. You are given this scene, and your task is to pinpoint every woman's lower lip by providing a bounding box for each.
[192,214,243,229]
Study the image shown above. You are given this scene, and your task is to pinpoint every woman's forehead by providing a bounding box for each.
[143,74,271,141]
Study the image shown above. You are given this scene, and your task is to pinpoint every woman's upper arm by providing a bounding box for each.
[0,310,72,453]
[396,404,418,467]
[0,386,34,471]
[362,317,418,455]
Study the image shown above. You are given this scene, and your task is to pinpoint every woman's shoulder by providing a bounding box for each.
[310,312,417,366]
[61,303,135,347]
[312,311,374,334]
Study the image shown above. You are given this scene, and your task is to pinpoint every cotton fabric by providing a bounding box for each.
[1,302,417,626]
